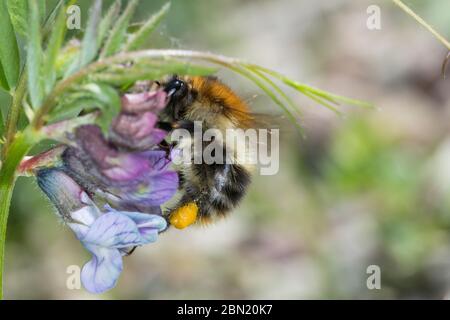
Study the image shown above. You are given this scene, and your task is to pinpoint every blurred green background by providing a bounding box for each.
[3,0,450,299]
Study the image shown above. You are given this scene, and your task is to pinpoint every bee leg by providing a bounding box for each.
[158,139,171,150]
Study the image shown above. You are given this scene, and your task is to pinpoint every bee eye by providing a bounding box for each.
[164,78,187,98]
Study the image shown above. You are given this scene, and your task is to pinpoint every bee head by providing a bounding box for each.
[163,75,197,120]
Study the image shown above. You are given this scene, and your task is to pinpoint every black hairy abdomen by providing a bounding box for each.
[187,163,251,218]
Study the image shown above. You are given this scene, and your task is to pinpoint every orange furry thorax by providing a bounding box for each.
[188,76,254,127]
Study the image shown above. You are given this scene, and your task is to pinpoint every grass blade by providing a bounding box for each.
[250,64,373,109]
[295,82,372,109]
[124,2,170,51]
[246,65,303,120]
[392,0,450,51]
[0,0,20,89]
[27,0,44,108]
[80,0,102,67]
[299,88,342,115]
[232,65,304,136]
[43,3,67,93]
[100,0,138,58]
[98,0,121,49]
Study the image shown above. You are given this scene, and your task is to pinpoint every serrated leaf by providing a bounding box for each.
[27,0,44,108]
[80,0,102,67]
[98,0,121,49]
[100,0,138,58]
[124,2,170,51]
[43,3,67,93]
[0,0,20,89]
[7,0,28,36]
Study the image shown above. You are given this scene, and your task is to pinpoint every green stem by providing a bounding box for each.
[0,129,37,299]
[29,49,283,128]
[392,0,450,51]
[2,72,28,160]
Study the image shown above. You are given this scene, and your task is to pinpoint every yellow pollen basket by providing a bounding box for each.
[169,202,198,229]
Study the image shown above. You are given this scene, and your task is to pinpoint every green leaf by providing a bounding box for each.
[48,97,98,123]
[100,0,138,58]
[0,0,20,89]
[42,0,65,41]
[56,41,80,76]
[43,3,67,93]
[27,0,44,108]
[124,2,170,51]
[80,0,102,67]
[6,0,28,36]
[38,0,46,24]
[81,83,121,133]
[0,63,9,92]
[98,0,121,49]
[0,104,4,137]
[49,82,120,129]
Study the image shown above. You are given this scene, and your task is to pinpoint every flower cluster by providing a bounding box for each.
[36,88,179,293]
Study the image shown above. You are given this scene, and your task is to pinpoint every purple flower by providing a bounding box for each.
[121,90,167,113]
[63,124,178,213]
[35,87,178,294]
[59,89,178,213]
[37,169,167,293]
[110,91,168,150]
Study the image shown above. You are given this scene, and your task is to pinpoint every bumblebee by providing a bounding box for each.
[160,76,257,228]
